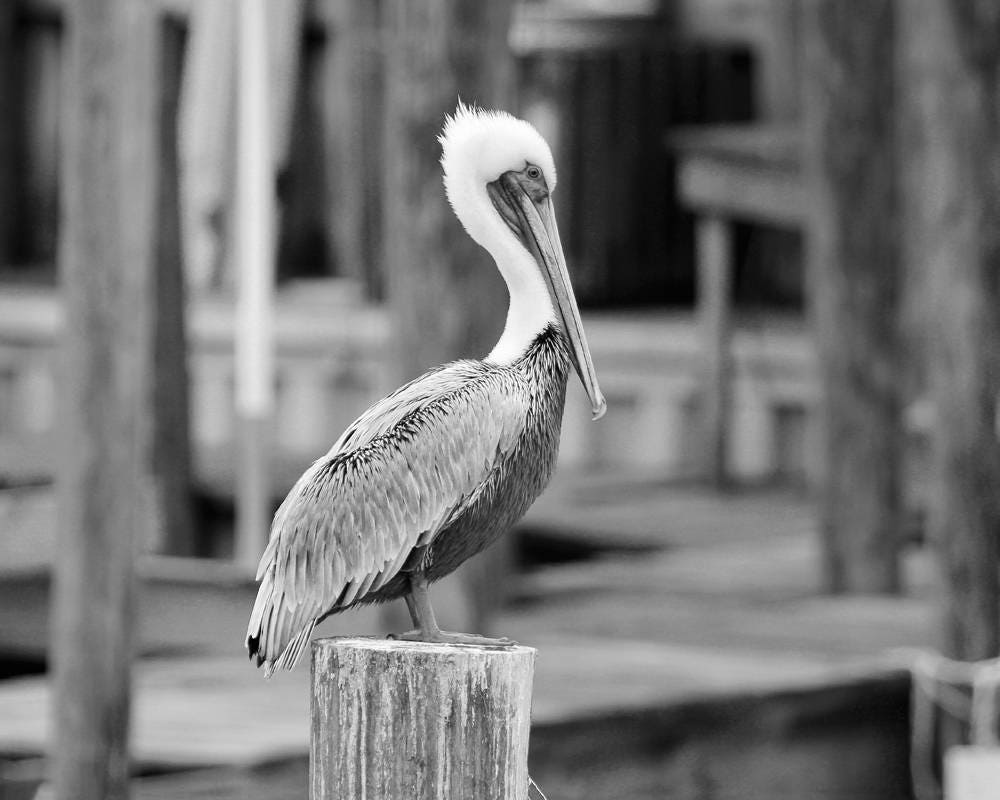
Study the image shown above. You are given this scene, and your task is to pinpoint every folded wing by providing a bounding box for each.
[246,362,525,674]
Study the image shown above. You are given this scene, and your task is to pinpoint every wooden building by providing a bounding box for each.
[0,0,817,503]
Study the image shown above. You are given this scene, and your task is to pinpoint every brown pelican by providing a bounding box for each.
[247,105,605,675]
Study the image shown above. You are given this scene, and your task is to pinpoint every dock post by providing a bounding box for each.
[696,213,733,489]
[311,638,535,800]
[803,0,904,594]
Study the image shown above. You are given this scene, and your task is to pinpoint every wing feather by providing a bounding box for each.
[246,362,526,673]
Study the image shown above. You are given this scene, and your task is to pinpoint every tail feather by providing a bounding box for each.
[247,565,318,676]
[269,621,316,677]
[246,568,274,655]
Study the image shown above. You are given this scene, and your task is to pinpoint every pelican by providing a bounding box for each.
[247,104,605,675]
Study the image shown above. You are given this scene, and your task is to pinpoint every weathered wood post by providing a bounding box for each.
[381,0,514,377]
[311,639,535,800]
[318,0,385,297]
[380,0,515,633]
[898,0,1000,661]
[51,0,158,797]
[0,0,13,266]
[696,214,733,489]
[151,18,197,556]
[802,0,905,594]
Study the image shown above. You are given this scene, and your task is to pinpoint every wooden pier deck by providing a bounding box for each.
[0,475,938,797]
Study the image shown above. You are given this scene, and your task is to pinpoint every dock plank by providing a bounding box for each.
[0,639,914,771]
[0,657,309,768]
[0,479,940,776]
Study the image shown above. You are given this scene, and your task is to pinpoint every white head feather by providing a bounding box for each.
[439,103,560,363]
[440,104,556,239]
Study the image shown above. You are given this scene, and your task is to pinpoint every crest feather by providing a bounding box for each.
[439,102,557,195]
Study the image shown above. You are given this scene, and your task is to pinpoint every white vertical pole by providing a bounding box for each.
[234,0,275,568]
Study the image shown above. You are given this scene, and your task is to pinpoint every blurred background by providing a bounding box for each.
[0,0,999,798]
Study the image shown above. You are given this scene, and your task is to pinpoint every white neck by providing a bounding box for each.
[486,243,556,364]
[438,106,563,364]
[441,141,559,363]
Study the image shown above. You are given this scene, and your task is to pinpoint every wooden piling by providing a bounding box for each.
[311,638,535,800]
[696,214,733,489]
[381,0,515,371]
[898,0,1000,661]
[802,0,904,594]
[51,0,158,797]
[0,0,14,265]
[380,0,516,634]
[151,17,196,556]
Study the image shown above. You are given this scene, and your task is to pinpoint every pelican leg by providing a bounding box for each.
[390,572,516,647]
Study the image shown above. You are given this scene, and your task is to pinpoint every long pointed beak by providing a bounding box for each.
[498,175,606,420]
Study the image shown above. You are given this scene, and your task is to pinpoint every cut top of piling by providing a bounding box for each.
[316,636,536,657]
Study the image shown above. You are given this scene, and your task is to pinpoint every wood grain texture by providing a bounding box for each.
[177,0,236,291]
[802,0,904,594]
[311,638,534,800]
[152,17,196,556]
[380,0,515,633]
[898,0,1000,661]
[318,0,383,294]
[381,0,514,372]
[0,1,13,265]
[50,0,158,797]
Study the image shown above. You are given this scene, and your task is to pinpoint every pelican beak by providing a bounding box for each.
[489,172,607,420]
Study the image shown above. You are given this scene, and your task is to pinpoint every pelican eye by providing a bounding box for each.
[525,165,542,181]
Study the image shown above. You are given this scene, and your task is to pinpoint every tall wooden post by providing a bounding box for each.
[311,639,535,800]
[898,1,1000,661]
[178,0,237,292]
[320,0,385,296]
[697,214,733,488]
[0,1,14,266]
[381,0,515,632]
[50,0,157,797]
[381,0,514,369]
[802,0,904,594]
[152,17,196,555]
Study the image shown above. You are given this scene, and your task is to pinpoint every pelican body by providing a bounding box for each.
[247,106,605,674]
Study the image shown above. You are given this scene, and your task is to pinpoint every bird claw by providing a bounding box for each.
[388,629,517,647]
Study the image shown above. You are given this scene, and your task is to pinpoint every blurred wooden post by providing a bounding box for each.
[234,0,276,569]
[311,639,534,800]
[319,0,384,295]
[50,0,157,797]
[0,1,13,265]
[152,17,197,555]
[381,0,515,632]
[898,0,1000,660]
[178,0,237,292]
[697,214,733,488]
[758,0,802,121]
[381,0,514,368]
[265,0,307,170]
[802,0,904,594]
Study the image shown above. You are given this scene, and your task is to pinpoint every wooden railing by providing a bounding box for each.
[0,284,819,491]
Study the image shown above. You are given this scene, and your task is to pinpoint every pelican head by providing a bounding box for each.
[440,103,606,420]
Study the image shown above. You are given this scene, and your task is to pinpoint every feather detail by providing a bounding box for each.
[246,350,550,672]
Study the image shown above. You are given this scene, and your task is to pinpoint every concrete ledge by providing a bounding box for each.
[529,668,912,800]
